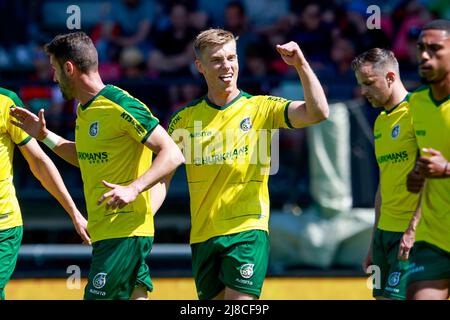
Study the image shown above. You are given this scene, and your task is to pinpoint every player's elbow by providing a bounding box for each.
[317,103,329,122]
[169,146,185,170]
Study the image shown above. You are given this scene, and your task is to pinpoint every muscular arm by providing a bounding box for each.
[276,42,329,128]
[19,139,90,243]
[363,184,381,272]
[10,107,79,167]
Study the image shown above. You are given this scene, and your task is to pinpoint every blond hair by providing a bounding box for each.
[193,28,235,59]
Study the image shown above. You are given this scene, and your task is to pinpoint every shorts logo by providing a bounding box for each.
[387,272,401,287]
[240,264,254,279]
[240,117,252,132]
[391,124,400,140]
[89,121,99,137]
[92,272,107,289]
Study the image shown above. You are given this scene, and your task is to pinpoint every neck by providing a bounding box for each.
[76,72,105,105]
[384,85,408,111]
[430,74,450,101]
[207,87,240,107]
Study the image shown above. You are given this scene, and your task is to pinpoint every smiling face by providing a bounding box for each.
[195,40,239,96]
[417,29,450,84]
[355,63,393,108]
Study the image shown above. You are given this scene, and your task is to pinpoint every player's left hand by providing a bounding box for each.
[417,148,448,178]
[397,227,415,261]
[276,41,307,68]
[97,180,139,210]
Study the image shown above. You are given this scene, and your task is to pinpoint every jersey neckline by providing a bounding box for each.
[204,90,243,110]
[79,84,110,110]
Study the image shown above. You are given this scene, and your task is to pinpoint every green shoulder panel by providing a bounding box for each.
[0,87,24,107]
[101,85,159,131]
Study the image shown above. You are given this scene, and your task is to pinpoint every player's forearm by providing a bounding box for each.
[149,176,172,215]
[42,130,79,167]
[130,146,184,195]
[295,62,329,122]
[407,191,423,232]
[30,155,80,219]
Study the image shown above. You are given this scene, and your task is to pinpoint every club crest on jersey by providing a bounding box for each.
[240,264,254,279]
[93,272,107,289]
[391,124,400,140]
[89,121,99,137]
[388,272,401,287]
[240,117,252,132]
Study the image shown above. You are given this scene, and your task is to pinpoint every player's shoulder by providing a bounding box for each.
[170,96,205,120]
[100,85,147,110]
[0,87,22,107]
[409,85,429,100]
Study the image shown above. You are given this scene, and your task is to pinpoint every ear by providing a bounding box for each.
[386,71,396,86]
[195,59,204,75]
[64,61,75,76]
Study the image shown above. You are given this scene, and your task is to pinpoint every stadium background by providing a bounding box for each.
[2,0,448,299]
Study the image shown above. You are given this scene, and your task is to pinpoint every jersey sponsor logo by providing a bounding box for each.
[240,264,254,279]
[240,117,252,132]
[168,114,182,135]
[387,272,401,287]
[190,131,212,138]
[89,121,99,137]
[377,150,408,164]
[267,96,288,103]
[415,130,426,136]
[77,151,109,164]
[391,124,400,140]
[193,145,248,165]
[120,111,146,136]
[92,272,107,289]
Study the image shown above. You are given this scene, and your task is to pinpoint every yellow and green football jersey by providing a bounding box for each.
[75,85,159,243]
[168,91,293,244]
[409,85,450,252]
[374,94,420,232]
[0,88,31,230]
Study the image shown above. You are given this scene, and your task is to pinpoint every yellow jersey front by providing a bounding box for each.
[409,85,450,253]
[0,88,31,230]
[75,85,159,243]
[168,91,292,244]
[374,94,420,232]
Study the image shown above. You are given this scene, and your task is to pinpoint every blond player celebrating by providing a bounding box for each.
[168,28,329,300]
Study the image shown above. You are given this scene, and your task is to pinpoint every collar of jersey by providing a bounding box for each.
[79,85,110,110]
[428,87,450,107]
[384,92,411,115]
[204,90,243,110]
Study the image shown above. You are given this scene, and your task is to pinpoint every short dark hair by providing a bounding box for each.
[351,48,399,74]
[423,19,450,35]
[45,32,98,73]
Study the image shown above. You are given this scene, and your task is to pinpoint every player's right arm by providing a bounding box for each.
[18,138,90,244]
[9,107,79,167]
[398,191,422,261]
[363,184,381,273]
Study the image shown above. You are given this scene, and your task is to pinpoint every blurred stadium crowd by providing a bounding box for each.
[1,0,449,244]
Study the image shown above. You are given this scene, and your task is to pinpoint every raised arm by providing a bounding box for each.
[19,139,90,244]
[276,41,329,128]
[10,107,79,167]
